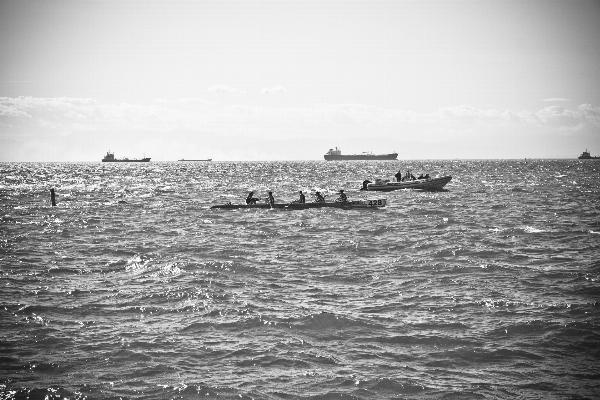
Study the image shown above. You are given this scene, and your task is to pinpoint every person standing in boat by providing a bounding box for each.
[246,191,260,205]
[314,191,325,203]
[395,170,402,182]
[335,190,348,203]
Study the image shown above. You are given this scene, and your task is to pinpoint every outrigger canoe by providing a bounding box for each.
[363,176,452,191]
[210,199,387,210]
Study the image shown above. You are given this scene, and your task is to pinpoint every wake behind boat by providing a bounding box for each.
[362,176,452,191]
[211,199,386,210]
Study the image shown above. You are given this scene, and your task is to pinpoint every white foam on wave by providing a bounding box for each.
[524,226,547,233]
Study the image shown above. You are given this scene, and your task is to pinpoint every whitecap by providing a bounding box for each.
[524,226,547,233]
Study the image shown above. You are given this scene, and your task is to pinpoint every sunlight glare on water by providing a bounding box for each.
[1,159,599,399]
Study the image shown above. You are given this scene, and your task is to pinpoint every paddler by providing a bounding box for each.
[314,191,325,203]
[297,191,306,203]
[246,191,260,205]
[335,189,348,203]
[267,191,275,206]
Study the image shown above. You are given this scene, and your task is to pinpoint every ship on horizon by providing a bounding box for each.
[324,147,398,161]
[102,151,151,162]
[578,149,600,159]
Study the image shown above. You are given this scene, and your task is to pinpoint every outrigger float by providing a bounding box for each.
[362,176,452,191]
[210,199,387,210]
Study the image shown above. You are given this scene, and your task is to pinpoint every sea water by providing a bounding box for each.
[1,160,599,399]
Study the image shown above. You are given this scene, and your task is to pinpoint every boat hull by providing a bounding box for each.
[102,158,151,162]
[324,154,398,161]
[366,176,452,191]
[211,199,387,210]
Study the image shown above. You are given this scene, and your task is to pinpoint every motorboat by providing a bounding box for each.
[362,176,452,191]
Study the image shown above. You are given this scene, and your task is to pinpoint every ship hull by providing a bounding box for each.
[324,153,398,161]
[102,158,151,162]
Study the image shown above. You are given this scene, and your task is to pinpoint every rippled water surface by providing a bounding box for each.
[1,160,599,399]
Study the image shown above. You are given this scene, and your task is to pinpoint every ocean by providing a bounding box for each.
[1,160,599,399]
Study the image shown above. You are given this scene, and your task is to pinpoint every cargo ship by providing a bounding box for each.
[102,151,151,162]
[578,149,600,159]
[324,147,398,161]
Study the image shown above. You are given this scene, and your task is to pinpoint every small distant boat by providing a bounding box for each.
[324,147,398,161]
[211,199,387,210]
[178,159,212,162]
[102,151,150,162]
[578,149,600,159]
[362,176,452,191]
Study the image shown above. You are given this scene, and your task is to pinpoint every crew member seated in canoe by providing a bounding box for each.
[296,191,306,203]
[402,170,416,181]
[246,191,260,205]
[361,180,372,190]
[335,189,348,203]
[313,191,325,203]
[267,191,275,206]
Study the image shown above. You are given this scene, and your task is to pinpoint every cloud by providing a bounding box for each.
[534,104,600,129]
[176,98,212,105]
[260,86,287,95]
[0,97,100,134]
[542,98,570,102]
[2,97,600,143]
[206,84,246,95]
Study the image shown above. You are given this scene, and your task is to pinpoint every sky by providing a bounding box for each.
[1,0,599,161]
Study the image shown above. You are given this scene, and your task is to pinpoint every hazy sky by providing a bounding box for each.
[1,0,599,161]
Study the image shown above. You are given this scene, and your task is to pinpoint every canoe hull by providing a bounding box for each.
[366,176,452,191]
[211,199,386,210]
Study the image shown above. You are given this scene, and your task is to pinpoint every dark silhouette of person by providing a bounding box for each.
[246,191,260,205]
[267,191,275,206]
[395,170,402,182]
[314,191,325,202]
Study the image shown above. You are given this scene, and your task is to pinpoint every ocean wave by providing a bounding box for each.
[2,160,600,399]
